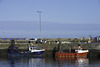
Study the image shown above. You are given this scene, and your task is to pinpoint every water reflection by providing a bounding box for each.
[8,57,29,67]
[76,57,89,67]
[55,57,89,67]
[0,56,99,67]
[8,57,45,67]
[29,57,45,67]
[55,57,75,64]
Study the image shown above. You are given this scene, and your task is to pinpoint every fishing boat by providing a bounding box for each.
[8,40,45,57]
[55,46,89,57]
[74,46,89,57]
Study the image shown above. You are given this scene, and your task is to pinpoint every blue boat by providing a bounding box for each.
[8,40,45,57]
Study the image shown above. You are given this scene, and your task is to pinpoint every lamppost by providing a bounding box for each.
[37,11,42,38]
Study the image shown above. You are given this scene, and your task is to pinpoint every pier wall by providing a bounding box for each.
[0,38,100,57]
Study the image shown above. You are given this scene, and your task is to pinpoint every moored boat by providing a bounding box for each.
[8,40,45,57]
[74,46,89,57]
[55,46,89,57]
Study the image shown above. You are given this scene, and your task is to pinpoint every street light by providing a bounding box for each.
[37,11,42,38]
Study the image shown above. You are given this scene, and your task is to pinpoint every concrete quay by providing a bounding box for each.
[0,38,100,50]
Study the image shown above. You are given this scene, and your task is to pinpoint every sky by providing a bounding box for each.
[0,0,100,38]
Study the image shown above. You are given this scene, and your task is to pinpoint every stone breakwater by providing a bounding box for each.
[0,38,99,50]
[0,41,99,50]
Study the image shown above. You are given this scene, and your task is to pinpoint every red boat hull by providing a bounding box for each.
[76,52,88,57]
[55,52,88,57]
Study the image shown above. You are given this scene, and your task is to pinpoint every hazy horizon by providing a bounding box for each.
[0,0,100,38]
[0,21,99,38]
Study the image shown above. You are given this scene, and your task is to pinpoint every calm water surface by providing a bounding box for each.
[0,56,100,67]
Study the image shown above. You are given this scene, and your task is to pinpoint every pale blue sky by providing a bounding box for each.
[0,0,100,23]
[0,0,100,38]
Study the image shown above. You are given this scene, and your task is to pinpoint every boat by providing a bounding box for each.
[29,45,45,53]
[7,40,45,57]
[55,45,89,57]
[74,46,89,57]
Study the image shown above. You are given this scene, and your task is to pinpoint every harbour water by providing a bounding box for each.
[0,55,100,67]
